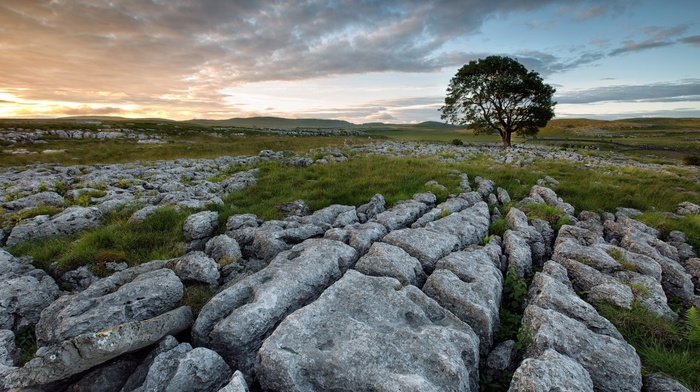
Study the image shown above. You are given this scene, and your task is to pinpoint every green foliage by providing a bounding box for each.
[14,324,37,364]
[440,55,556,147]
[520,203,570,231]
[179,284,214,318]
[686,306,700,347]
[495,270,529,343]
[53,180,70,196]
[2,204,63,229]
[637,213,700,255]
[11,206,188,275]
[489,218,508,237]
[596,301,698,390]
[451,138,464,146]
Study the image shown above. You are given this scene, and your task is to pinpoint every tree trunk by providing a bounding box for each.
[501,131,512,148]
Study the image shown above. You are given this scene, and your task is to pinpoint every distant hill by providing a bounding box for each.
[187,117,356,129]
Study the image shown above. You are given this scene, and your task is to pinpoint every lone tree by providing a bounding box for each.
[440,56,556,148]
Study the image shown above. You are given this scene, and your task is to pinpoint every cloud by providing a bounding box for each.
[680,35,700,47]
[608,23,690,56]
[556,79,700,104]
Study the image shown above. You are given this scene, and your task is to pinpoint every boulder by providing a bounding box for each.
[382,228,460,274]
[300,204,358,228]
[217,370,249,392]
[475,176,495,198]
[64,354,141,392]
[522,305,642,391]
[2,191,64,212]
[132,344,232,392]
[36,262,183,346]
[677,201,700,215]
[5,306,193,389]
[422,249,503,355]
[343,221,387,255]
[425,202,490,248]
[192,239,357,376]
[6,206,102,246]
[355,242,426,287]
[256,270,480,392]
[356,193,385,223]
[484,340,516,379]
[643,373,692,392]
[173,251,220,287]
[509,349,594,392]
[251,221,325,261]
[183,211,219,241]
[205,234,242,264]
[375,200,428,231]
[503,230,532,278]
[0,256,59,331]
[557,258,634,309]
[276,199,309,217]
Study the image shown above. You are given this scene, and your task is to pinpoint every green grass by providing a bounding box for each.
[224,156,461,220]
[596,301,699,391]
[10,206,189,276]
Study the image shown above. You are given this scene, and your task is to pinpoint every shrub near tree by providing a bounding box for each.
[440,55,556,148]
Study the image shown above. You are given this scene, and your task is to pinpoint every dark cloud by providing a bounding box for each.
[680,35,700,47]
[608,24,690,56]
[556,79,700,104]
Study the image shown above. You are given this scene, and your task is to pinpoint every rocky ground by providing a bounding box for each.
[1,142,700,391]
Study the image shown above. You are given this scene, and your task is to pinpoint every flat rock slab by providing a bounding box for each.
[192,238,357,376]
[5,306,193,389]
[382,227,460,274]
[256,270,480,392]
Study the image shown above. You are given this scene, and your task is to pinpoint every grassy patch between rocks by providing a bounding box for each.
[596,301,700,391]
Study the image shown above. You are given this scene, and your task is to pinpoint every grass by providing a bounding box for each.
[519,203,572,231]
[10,206,189,277]
[596,301,700,391]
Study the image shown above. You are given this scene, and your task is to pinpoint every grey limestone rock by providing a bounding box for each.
[354,242,426,287]
[496,187,511,204]
[36,263,183,346]
[425,201,490,248]
[128,205,160,223]
[382,227,460,274]
[6,206,102,246]
[557,257,634,309]
[61,265,99,292]
[255,270,480,392]
[133,344,232,392]
[2,191,64,212]
[0,259,59,331]
[677,201,700,215]
[504,230,532,278]
[300,204,358,228]
[356,193,385,223]
[217,370,249,392]
[413,191,437,207]
[343,221,387,254]
[174,251,220,287]
[527,272,622,340]
[374,199,428,231]
[475,176,495,198]
[0,329,20,367]
[522,305,642,392]
[276,199,309,218]
[120,335,180,392]
[183,210,219,241]
[192,239,357,377]
[205,234,242,264]
[484,340,516,379]
[251,221,325,261]
[458,173,471,191]
[422,249,503,355]
[509,349,593,392]
[66,354,141,392]
[5,306,193,389]
[643,373,692,392]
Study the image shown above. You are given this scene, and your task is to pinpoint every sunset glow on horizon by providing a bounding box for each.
[1,1,699,123]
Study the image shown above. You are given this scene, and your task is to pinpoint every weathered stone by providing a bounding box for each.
[422,249,503,355]
[426,201,490,246]
[36,263,182,346]
[616,271,677,319]
[6,206,102,246]
[496,187,511,205]
[2,191,64,212]
[523,305,642,392]
[412,192,437,207]
[458,173,471,191]
[5,307,193,389]
[120,335,180,392]
[65,354,141,392]
[676,201,700,215]
[356,193,385,223]
[0,262,59,331]
[354,242,426,287]
[343,221,388,254]
[553,239,623,273]
[509,349,594,392]
[128,205,161,223]
[300,204,358,228]
[192,239,357,376]
[528,272,622,339]
[557,258,634,309]
[256,270,480,392]
[133,344,232,392]
[251,221,325,261]
[643,373,692,392]
[484,340,516,379]
[374,200,427,231]
[205,234,242,264]
[174,251,220,287]
[217,370,249,392]
[504,230,532,278]
[475,176,495,198]
[183,211,219,241]
[276,199,308,218]
[382,228,460,274]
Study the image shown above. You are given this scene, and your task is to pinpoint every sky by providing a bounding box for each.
[1,0,699,124]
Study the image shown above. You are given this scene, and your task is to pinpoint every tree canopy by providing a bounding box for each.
[440,56,556,147]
